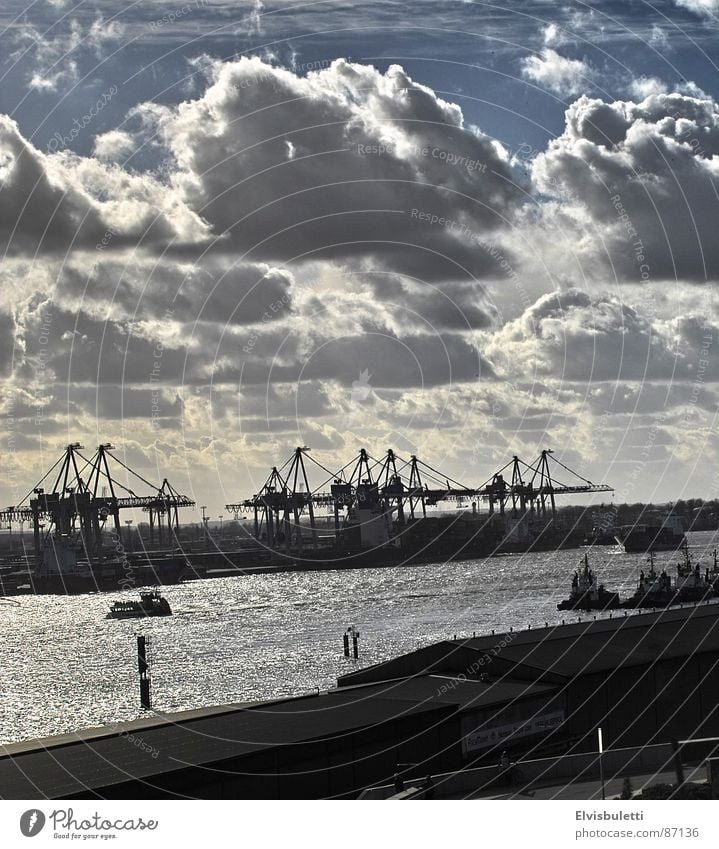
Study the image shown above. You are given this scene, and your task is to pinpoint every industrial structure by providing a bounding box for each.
[1,441,614,586]
[226,446,613,557]
[0,443,195,591]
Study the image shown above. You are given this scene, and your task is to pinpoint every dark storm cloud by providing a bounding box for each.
[57,258,294,326]
[361,273,496,331]
[533,92,719,282]
[0,115,210,256]
[486,289,715,383]
[228,328,488,388]
[18,304,191,387]
[138,57,523,278]
[67,385,184,421]
[0,312,19,377]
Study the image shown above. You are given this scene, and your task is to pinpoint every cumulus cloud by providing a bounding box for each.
[2,50,718,503]
[0,115,211,255]
[674,0,719,16]
[532,92,719,282]
[132,58,522,280]
[93,130,136,161]
[521,48,593,97]
[484,289,711,384]
[629,76,668,99]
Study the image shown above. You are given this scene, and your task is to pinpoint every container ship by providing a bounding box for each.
[615,512,686,553]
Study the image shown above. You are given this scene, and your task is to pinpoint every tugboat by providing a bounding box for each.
[621,552,676,608]
[108,590,172,619]
[557,553,621,610]
[620,545,716,609]
[710,550,719,596]
[673,541,714,603]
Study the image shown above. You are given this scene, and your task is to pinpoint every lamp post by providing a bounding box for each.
[598,727,606,800]
[125,520,134,554]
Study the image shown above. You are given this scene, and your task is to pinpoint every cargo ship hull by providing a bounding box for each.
[0,556,186,596]
[620,531,685,553]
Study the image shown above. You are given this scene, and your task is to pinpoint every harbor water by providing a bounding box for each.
[1,530,718,745]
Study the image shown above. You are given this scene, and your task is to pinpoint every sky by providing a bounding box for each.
[1,0,718,516]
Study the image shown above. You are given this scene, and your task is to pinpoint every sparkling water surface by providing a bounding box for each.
[1,531,718,744]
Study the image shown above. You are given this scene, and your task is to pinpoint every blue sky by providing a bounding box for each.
[3,1,718,156]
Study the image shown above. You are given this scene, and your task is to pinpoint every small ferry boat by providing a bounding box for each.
[108,591,172,619]
[557,553,621,611]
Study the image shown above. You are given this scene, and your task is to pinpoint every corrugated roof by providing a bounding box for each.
[454,603,719,678]
[338,604,719,688]
[333,675,556,711]
[0,687,453,799]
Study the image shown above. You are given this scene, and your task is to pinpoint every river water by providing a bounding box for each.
[1,531,718,744]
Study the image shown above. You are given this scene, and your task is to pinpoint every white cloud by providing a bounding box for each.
[133,57,523,280]
[532,92,719,282]
[0,115,211,255]
[629,76,668,99]
[648,24,671,51]
[93,130,135,161]
[12,16,123,92]
[484,288,707,383]
[246,0,265,36]
[542,23,568,47]
[521,48,593,97]
[675,0,719,16]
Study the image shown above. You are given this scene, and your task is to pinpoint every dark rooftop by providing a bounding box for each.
[338,602,719,687]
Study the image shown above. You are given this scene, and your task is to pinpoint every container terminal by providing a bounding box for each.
[1,442,619,595]
[1,602,719,799]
